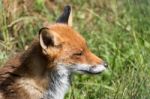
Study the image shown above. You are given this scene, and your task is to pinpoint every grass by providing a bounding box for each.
[0,0,150,99]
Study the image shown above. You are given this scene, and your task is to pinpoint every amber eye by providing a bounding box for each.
[73,51,83,56]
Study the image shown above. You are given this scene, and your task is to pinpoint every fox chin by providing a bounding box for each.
[0,5,107,99]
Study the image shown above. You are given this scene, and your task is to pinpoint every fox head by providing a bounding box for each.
[39,5,107,74]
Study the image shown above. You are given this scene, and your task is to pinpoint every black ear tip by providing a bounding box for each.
[64,5,71,12]
[56,5,72,24]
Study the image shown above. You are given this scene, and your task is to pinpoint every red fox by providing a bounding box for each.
[0,5,107,99]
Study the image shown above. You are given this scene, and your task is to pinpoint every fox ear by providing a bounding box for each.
[39,28,55,50]
[56,5,72,26]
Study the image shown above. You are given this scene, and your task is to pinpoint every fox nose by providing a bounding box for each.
[101,62,108,68]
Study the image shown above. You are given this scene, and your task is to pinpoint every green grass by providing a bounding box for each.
[0,0,150,99]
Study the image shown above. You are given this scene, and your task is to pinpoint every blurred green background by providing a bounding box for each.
[0,0,150,99]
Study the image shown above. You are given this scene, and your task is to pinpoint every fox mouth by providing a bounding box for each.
[78,70,101,74]
[71,64,107,74]
[80,65,106,74]
[57,63,107,74]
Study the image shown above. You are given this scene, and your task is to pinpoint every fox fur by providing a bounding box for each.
[0,5,107,99]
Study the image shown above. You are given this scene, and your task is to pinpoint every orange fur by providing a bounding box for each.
[0,5,107,99]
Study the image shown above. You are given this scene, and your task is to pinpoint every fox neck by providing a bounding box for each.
[44,66,70,99]
[24,41,71,99]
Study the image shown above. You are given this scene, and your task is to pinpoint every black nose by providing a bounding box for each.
[103,62,108,68]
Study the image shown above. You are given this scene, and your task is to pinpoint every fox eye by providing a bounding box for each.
[73,51,83,56]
